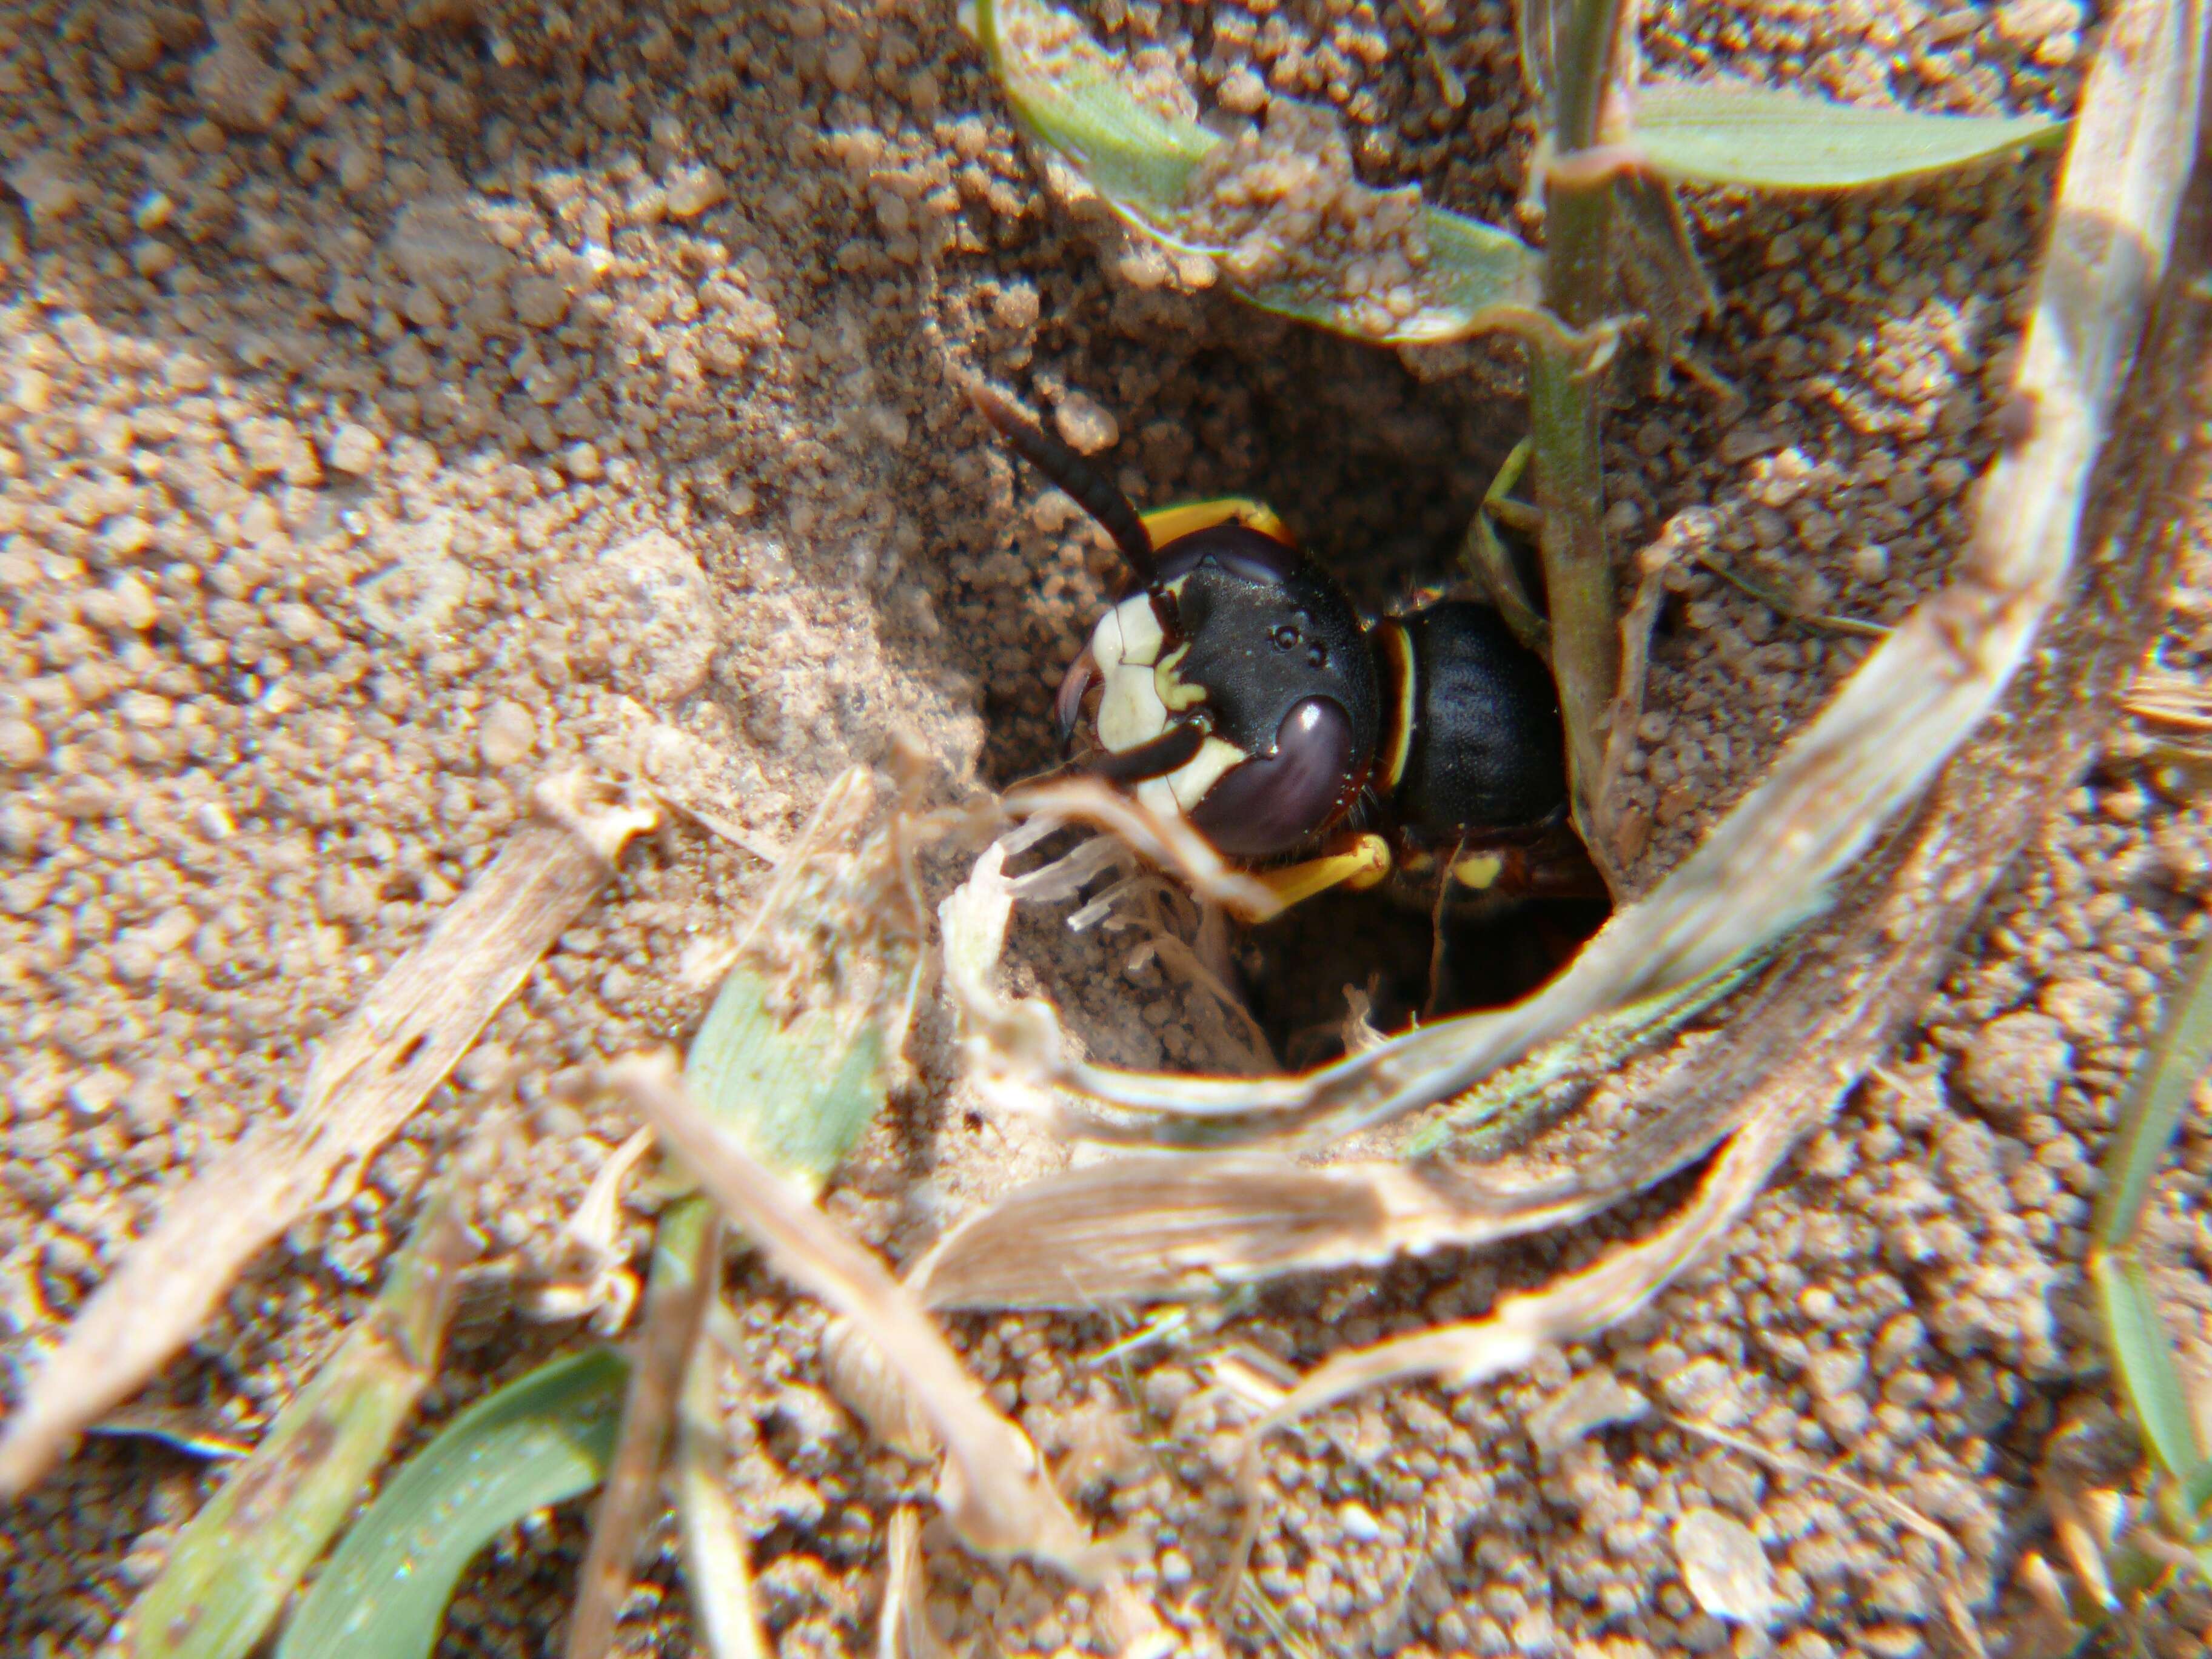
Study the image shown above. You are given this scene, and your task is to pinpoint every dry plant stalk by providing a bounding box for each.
[673,1342,771,1659]
[910,989,1764,1310]
[562,1201,722,1659]
[609,1055,1118,1584]
[0,773,654,1495]
[876,1507,943,1659]
[998,775,1284,922]
[947,0,2204,1143]
[936,0,2210,1598]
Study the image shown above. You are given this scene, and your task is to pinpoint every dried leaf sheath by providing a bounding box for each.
[943,0,2203,1150]
[930,0,2210,1393]
[0,776,652,1496]
[612,1057,1115,1583]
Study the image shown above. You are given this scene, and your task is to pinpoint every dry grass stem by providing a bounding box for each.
[531,1124,657,1331]
[0,774,652,1495]
[875,1507,946,1659]
[609,1055,1116,1582]
[672,1290,768,1659]
[2125,668,2212,731]
[999,776,1284,922]
[562,1199,722,1659]
[908,1025,1775,1309]
[1213,1076,1860,1604]
[943,0,2204,1157]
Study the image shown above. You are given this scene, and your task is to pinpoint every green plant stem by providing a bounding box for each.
[1529,295,1617,865]
[1551,0,1622,157]
[1532,0,1627,873]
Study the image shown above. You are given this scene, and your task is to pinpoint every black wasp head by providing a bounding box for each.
[1079,519,1381,857]
[973,383,1381,859]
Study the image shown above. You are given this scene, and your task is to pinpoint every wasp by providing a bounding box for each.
[974,386,1593,918]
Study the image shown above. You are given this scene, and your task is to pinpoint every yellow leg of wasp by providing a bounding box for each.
[1237,833,1392,920]
[1482,437,1542,535]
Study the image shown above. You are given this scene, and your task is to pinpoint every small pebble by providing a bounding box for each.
[324,423,383,474]
[1054,391,1119,455]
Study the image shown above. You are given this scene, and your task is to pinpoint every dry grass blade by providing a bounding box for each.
[0,774,652,1496]
[910,1010,1775,1309]
[609,1055,1116,1583]
[562,1199,722,1659]
[945,0,2206,1157]
[999,776,1283,922]
[1196,0,2212,1601]
[1212,1078,1875,1603]
[2126,668,2212,731]
[876,1507,945,1659]
[674,1332,768,1659]
[117,1184,474,1659]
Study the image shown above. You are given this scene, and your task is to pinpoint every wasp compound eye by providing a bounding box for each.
[1187,697,1359,858]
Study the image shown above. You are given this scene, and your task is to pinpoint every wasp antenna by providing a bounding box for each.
[969,383,1156,583]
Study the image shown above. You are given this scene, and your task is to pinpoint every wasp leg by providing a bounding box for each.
[1440,828,1607,905]
[1482,437,1541,533]
[1241,833,1393,919]
[1463,437,1550,657]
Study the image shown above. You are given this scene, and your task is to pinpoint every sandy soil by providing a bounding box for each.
[5,0,2210,1654]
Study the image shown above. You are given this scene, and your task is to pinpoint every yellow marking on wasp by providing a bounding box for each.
[1375,619,1417,793]
[1156,642,1207,712]
[1253,834,1392,911]
[1139,497,1292,547]
[1451,853,1506,890]
[1165,735,1247,813]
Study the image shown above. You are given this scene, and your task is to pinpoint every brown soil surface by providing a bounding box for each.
[6,0,2211,1654]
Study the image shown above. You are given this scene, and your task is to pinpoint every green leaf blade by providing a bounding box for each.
[974,0,1216,213]
[275,1347,629,1659]
[2094,1255,2211,1493]
[683,966,888,1201]
[1634,79,2065,190]
[975,0,1540,343]
[2094,923,2212,1250]
[122,1192,469,1659]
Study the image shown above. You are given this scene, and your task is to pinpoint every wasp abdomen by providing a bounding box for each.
[1379,601,1566,837]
